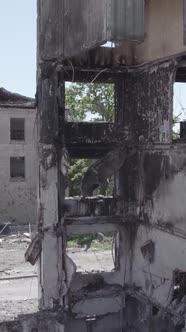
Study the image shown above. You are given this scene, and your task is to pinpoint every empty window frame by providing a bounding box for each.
[67,231,119,273]
[68,159,115,197]
[10,118,25,141]
[173,271,186,301]
[65,83,115,122]
[10,157,25,179]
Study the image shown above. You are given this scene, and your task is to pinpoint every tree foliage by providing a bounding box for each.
[173,114,181,140]
[68,159,92,196]
[65,83,114,122]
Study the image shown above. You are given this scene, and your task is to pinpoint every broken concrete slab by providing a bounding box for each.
[25,234,42,266]
[0,312,64,332]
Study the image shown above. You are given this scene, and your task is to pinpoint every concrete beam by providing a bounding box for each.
[64,196,121,218]
[65,122,128,158]
[65,216,123,225]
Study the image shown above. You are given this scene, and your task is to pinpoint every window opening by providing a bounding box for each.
[173,83,186,141]
[10,118,25,141]
[152,306,159,316]
[65,83,115,122]
[10,157,25,179]
[68,159,115,197]
[67,231,119,273]
[173,271,186,302]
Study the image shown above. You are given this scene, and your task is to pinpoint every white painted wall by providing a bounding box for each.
[0,106,38,225]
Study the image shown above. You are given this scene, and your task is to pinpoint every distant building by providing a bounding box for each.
[0,88,37,225]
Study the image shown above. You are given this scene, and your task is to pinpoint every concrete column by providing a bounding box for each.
[115,60,177,221]
[37,62,66,310]
[115,60,177,144]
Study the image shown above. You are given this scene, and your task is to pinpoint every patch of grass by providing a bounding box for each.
[67,234,113,251]
[67,240,112,251]
[91,242,112,251]
[67,240,79,248]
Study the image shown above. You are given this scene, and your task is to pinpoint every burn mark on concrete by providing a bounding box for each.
[141,240,155,264]
[81,147,136,197]
[124,223,139,279]
[41,148,57,171]
[65,122,129,158]
[82,275,105,293]
[115,60,177,144]
[143,152,170,197]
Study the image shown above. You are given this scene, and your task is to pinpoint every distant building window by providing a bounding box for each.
[10,118,25,141]
[10,157,25,179]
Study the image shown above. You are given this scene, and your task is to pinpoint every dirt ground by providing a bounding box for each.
[0,234,114,322]
[0,234,38,321]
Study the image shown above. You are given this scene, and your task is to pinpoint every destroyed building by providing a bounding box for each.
[0,88,37,226]
[2,0,186,331]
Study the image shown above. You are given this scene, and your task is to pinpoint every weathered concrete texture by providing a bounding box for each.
[81,147,136,197]
[39,0,186,65]
[116,61,186,232]
[65,196,120,218]
[0,312,64,332]
[65,313,124,332]
[65,312,125,332]
[123,296,180,332]
[66,295,180,332]
[38,0,108,60]
[111,58,186,331]
[115,60,176,144]
[37,62,66,310]
[119,144,186,236]
[119,222,186,325]
[0,300,181,332]
[65,122,128,158]
[69,285,124,318]
[150,145,186,235]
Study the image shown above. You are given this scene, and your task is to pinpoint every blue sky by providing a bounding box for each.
[0,1,185,123]
[174,84,186,119]
[0,1,36,97]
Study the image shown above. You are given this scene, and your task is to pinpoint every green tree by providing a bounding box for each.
[65,83,114,121]
[68,159,92,196]
[173,114,181,140]
[65,83,115,196]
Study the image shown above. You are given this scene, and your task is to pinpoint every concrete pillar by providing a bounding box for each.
[115,60,177,144]
[37,62,66,310]
[115,60,177,220]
